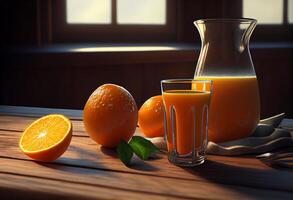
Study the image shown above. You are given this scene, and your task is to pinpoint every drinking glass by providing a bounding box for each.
[161,79,212,166]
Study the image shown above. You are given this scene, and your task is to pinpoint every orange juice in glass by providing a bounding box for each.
[161,79,212,166]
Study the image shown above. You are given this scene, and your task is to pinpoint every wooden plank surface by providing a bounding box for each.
[0,106,293,200]
[0,105,83,119]
[1,130,293,192]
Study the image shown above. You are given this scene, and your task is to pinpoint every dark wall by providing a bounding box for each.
[3,1,38,46]
[2,47,293,118]
[253,48,293,118]
[177,0,242,42]
[1,50,195,109]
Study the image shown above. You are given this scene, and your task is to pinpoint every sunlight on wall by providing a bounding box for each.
[243,0,283,24]
[117,0,166,24]
[70,46,177,52]
[67,0,111,24]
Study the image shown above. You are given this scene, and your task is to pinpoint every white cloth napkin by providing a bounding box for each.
[206,113,293,155]
[150,113,293,156]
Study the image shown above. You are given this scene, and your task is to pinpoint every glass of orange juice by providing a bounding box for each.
[161,79,212,166]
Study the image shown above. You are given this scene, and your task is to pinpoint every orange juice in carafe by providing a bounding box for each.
[194,18,260,142]
[196,76,260,142]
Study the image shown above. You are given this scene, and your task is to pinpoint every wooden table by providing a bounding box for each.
[0,106,292,200]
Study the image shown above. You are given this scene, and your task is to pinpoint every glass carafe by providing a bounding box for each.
[194,18,260,143]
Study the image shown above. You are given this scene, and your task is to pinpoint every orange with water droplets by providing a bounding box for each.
[19,114,72,162]
[138,95,164,138]
[83,84,138,148]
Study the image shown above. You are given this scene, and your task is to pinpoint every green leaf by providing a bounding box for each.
[117,140,133,166]
[129,136,159,160]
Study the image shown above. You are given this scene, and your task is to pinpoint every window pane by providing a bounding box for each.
[243,0,283,24]
[289,0,293,23]
[66,0,111,24]
[117,0,166,24]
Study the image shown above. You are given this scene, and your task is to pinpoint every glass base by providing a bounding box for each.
[168,152,205,167]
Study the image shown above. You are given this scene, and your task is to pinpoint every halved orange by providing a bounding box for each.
[19,114,72,162]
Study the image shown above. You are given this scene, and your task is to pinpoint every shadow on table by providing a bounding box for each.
[100,146,160,172]
[100,146,163,161]
[130,157,160,172]
[100,146,117,158]
[35,158,112,175]
[37,145,160,172]
[181,158,293,193]
[34,145,113,175]
[0,187,84,200]
[70,145,102,160]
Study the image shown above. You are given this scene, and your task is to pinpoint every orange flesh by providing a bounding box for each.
[20,115,70,152]
[196,76,260,142]
[163,90,211,155]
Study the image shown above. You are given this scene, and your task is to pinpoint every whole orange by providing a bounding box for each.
[83,84,138,148]
[138,95,164,138]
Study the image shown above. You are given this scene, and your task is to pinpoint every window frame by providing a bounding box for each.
[51,0,177,42]
[46,0,293,43]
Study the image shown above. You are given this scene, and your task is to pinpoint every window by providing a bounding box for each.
[242,0,293,41]
[52,0,176,42]
[67,0,112,24]
[289,0,293,23]
[243,0,283,24]
[48,0,291,43]
[117,0,166,24]
[66,0,166,25]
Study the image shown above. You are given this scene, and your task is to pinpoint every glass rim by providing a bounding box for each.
[161,79,212,84]
[194,18,257,24]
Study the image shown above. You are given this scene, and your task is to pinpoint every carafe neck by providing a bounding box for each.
[194,18,257,77]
